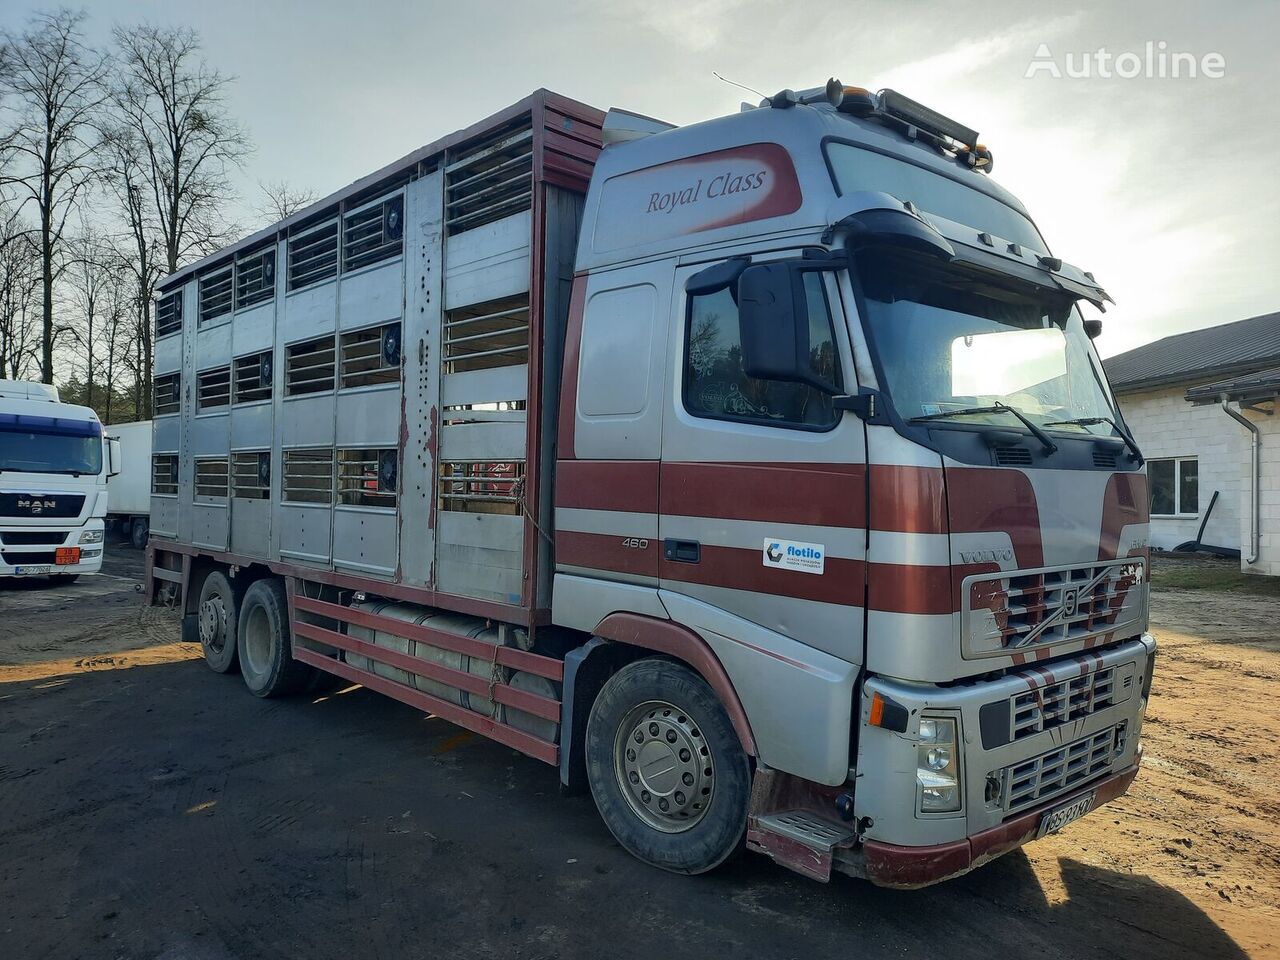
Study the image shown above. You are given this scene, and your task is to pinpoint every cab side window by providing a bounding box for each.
[683,271,839,429]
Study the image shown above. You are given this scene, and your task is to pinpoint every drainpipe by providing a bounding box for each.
[1220,395,1260,564]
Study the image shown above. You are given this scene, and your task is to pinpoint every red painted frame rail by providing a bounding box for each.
[292,645,558,765]
[292,595,563,681]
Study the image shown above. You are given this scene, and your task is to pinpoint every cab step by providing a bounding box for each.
[747,810,857,882]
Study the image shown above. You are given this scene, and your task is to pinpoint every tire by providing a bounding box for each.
[585,658,751,875]
[236,578,313,698]
[130,518,149,550]
[198,570,240,674]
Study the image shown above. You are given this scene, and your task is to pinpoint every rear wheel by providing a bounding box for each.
[585,658,751,875]
[130,518,149,550]
[197,570,240,674]
[237,578,313,698]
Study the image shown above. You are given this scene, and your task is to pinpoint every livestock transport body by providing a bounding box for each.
[147,85,1155,887]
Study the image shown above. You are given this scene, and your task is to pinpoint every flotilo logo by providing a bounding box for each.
[647,169,769,215]
[762,537,826,575]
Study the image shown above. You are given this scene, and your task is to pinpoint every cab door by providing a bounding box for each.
[656,252,867,665]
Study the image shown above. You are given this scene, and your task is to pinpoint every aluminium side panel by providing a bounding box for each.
[398,167,444,587]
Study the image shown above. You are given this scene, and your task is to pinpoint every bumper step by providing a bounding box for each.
[748,810,856,882]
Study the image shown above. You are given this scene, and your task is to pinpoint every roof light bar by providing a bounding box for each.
[876,89,979,152]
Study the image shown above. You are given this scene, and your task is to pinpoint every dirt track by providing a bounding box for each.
[0,550,1276,959]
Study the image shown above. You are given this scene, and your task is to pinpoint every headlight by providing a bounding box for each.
[917,716,962,813]
[79,529,104,544]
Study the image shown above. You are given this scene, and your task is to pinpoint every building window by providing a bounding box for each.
[1149,457,1198,516]
[683,270,839,429]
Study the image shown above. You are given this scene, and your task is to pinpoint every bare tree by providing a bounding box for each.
[111,23,251,276]
[99,126,165,418]
[0,9,109,383]
[63,218,120,411]
[257,179,318,225]
[0,202,41,379]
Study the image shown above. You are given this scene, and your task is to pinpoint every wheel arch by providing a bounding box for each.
[559,612,758,793]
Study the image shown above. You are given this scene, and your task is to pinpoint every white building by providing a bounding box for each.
[1104,311,1280,575]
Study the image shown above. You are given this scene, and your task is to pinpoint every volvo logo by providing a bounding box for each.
[1061,587,1080,618]
[959,548,1013,564]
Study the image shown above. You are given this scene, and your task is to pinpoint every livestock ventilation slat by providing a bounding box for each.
[293,620,561,722]
[235,247,276,309]
[156,290,183,337]
[287,221,339,289]
[293,595,563,681]
[199,265,233,324]
[293,644,558,765]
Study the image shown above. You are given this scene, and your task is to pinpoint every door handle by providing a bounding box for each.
[663,539,701,563]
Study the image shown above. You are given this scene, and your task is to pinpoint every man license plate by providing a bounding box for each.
[14,565,52,576]
[1037,791,1095,838]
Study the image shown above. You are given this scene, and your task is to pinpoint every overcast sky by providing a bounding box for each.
[5,0,1277,356]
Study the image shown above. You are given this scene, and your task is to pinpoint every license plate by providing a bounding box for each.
[13,565,52,576]
[1037,791,1095,838]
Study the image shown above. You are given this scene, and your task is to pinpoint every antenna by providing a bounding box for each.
[713,72,767,101]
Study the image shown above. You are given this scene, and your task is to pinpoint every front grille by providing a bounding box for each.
[1005,722,1126,812]
[0,494,85,519]
[964,559,1145,655]
[0,530,66,545]
[2,549,57,564]
[1012,667,1116,741]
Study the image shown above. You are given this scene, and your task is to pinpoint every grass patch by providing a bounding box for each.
[1152,563,1280,597]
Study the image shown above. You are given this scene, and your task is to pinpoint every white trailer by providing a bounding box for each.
[106,420,153,548]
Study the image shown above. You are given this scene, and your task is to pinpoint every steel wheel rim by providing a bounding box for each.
[613,699,714,833]
[243,604,272,677]
[199,593,226,654]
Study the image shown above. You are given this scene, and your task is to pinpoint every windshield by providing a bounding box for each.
[855,248,1118,433]
[825,141,1047,253]
[0,414,104,475]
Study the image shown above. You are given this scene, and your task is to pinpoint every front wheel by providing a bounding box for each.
[585,658,751,875]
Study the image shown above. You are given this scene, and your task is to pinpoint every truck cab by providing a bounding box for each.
[554,85,1152,884]
[0,380,119,581]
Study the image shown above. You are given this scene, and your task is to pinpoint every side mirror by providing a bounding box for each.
[1084,318,1103,340]
[106,437,121,478]
[737,262,838,393]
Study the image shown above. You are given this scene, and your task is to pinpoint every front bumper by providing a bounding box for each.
[844,633,1154,885]
[0,520,105,576]
[851,756,1140,887]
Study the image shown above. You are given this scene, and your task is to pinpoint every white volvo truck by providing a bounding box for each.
[1,380,119,581]
[106,419,153,548]
[146,84,1154,887]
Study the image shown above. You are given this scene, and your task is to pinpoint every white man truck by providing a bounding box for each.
[1,379,119,581]
[146,85,1154,887]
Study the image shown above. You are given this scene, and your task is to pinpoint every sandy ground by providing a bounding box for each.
[0,549,1276,959]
